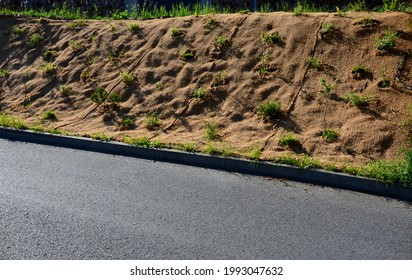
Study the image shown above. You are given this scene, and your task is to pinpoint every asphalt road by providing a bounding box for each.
[0,138,411,259]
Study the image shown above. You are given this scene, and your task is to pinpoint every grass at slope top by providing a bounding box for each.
[0,12,412,185]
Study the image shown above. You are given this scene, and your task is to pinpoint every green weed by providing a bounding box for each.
[129,23,140,32]
[279,133,300,148]
[375,29,398,50]
[40,62,55,74]
[257,100,281,119]
[29,33,43,46]
[145,113,161,128]
[214,35,230,50]
[80,69,90,82]
[0,68,9,78]
[204,16,218,30]
[205,121,219,141]
[308,55,323,70]
[91,132,112,142]
[90,87,108,104]
[212,71,228,87]
[319,22,333,36]
[193,87,207,99]
[59,84,71,95]
[174,142,196,152]
[119,116,135,130]
[41,111,57,121]
[260,31,281,45]
[12,25,29,35]
[69,39,83,50]
[319,78,333,96]
[320,130,339,142]
[180,49,195,61]
[170,27,183,38]
[119,72,134,84]
[0,112,28,130]
[343,92,369,107]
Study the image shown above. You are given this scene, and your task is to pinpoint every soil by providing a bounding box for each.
[0,12,411,168]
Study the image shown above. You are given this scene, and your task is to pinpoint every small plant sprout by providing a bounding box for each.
[308,55,323,70]
[59,85,71,95]
[279,133,300,148]
[180,49,195,61]
[119,116,135,130]
[378,67,391,88]
[375,29,399,50]
[293,2,304,16]
[319,22,334,37]
[204,16,218,30]
[255,51,276,77]
[319,78,333,96]
[107,92,121,108]
[246,147,262,161]
[129,23,140,32]
[12,25,29,35]
[145,113,162,128]
[109,22,117,33]
[0,68,9,78]
[205,121,219,141]
[41,111,57,121]
[80,69,90,82]
[214,35,230,50]
[193,87,207,99]
[320,130,339,142]
[260,31,281,45]
[90,87,108,105]
[119,72,134,84]
[69,40,83,51]
[212,71,228,87]
[40,62,55,74]
[91,132,112,142]
[343,92,369,107]
[170,27,183,38]
[352,65,367,78]
[29,33,43,46]
[43,50,56,60]
[107,49,124,60]
[257,100,281,120]
[155,82,164,90]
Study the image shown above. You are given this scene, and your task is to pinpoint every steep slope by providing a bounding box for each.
[0,12,411,167]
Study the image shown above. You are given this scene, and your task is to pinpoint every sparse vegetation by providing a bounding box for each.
[320,130,339,142]
[180,49,195,61]
[170,27,183,38]
[40,62,55,74]
[174,142,196,152]
[212,71,228,87]
[308,55,323,70]
[0,68,9,78]
[90,87,108,105]
[59,84,71,95]
[41,111,57,121]
[129,23,140,32]
[155,82,164,91]
[352,65,367,78]
[29,33,43,46]
[193,87,207,99]
[214,35,230,50]
[12,25,29,35]
[375,29,399,50]
[319,78,333,96]
[205,121,219,141]
[279,133,300,148]
[260,31,281,45]
[119,116,135,130]
[91,132,112,142]
[69,39,83,50]
[319,22,333,36]
[293,2,304,16]
[204,16,218,30]
[107,49,124,60]
[80,69,90,82]
[257,100,281,119]
[119,72,134,84]
[145,113,162,128]
[43,50,56,60]
[343,92,369,107]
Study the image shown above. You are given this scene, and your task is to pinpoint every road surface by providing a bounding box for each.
[0,138,411,259]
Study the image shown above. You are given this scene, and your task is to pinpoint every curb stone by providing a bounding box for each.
[1,126,411,202]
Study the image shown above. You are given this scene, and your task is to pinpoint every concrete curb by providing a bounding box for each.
[1,127,411,202]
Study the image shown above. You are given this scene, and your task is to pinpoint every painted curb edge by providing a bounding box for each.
[1,127,411,202]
